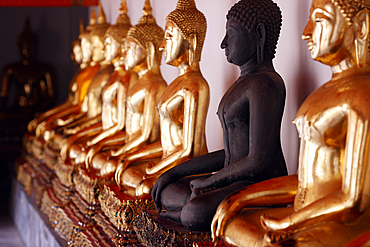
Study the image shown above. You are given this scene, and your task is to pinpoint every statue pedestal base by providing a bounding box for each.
[39,183,114,246]
[54,157,76,188]
[99,184,155,230]
[73,166,115,209]
[133,210,226,247]
[16,154,54,204]
[31,137,45,161]
[93,211,142,246]
[44,142,60,170]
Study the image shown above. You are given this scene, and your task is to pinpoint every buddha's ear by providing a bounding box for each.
[354,10,370,68]
[146,41,155,70]
[188,33,197,66]
[256,23,266,64]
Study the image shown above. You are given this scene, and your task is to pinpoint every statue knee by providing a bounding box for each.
[69,144,82,159]
[181,199,214,231]
[161,183,190,211]
[92,153,106,170]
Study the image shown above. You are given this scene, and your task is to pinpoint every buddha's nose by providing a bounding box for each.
[159,38,165,51]
[302,21,313,40]
[221,35,227,49]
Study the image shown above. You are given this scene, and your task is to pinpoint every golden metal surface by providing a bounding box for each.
[85,0,166,178]
[59,1,141,178]
[31,10,99,140]
[212,0,370,246]
[50,3,113,158]
[115,0,209,198]
[27,23,83,134]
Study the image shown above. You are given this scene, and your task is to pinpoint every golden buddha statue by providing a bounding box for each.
[0,17,55,117]
[83,0,167,179]
[114,0,209,199]
[27,19,85,135]
[32,10,100,142]
[43,3,110,154]
[62,0,139,172]
[212,0,370,246]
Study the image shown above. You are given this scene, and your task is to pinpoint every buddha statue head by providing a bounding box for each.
[79,9,97,64]
[90,2,110,63]
[71,19,84,66]
[17,17,37,62]
[221,0,282,66]
[104,0,131,63]
[162,0,207,67]
[124,0,164,71]
[303,0,370,69]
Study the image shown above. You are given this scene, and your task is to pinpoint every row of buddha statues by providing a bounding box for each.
[16,0,370,246]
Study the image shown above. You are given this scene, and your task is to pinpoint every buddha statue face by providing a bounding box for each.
[104,36,120,62]
[302,0,346,64]
[162,21,185,64]
[124,37,146,70]
[91,35,105,62]
[72,43,83,65]
[81,37,92,64]
[19,40,36,61]
[221,18,258,66]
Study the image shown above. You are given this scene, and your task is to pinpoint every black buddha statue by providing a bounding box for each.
[0,17,55,158]
[152,0,287,231]
[0,17,55,117]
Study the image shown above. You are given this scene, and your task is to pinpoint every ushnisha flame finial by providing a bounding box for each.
[119,0,128,15]
[79,18,84,35]
[97,1,107,24]
[143,0,153,16]
[89,8,97,26]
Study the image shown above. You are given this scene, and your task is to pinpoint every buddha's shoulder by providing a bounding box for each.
[238,71,284,94]
[169,73,208,91]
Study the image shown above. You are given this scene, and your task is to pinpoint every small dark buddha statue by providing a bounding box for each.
[0,17,55,117]
[152,0,287,231]
[0,17,55,157]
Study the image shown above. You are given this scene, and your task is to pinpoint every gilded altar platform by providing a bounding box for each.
[14,151,225,247]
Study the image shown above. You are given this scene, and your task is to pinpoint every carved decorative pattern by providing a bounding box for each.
[73,167,115,206]
[93,212,140,246]
[43,144,59,170]
[133,210,226,247]
[16,163,33,194]
[99,184,155,230]
[54,157,75,187]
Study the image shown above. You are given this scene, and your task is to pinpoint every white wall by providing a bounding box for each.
[98,0,332,174]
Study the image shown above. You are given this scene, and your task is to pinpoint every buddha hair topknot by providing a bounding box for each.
[105,0,132,45]
[227,0,282,59]
[79,9,96,42]
[18,17,37,47]
[330,0,370,25]
[166,0,207,61]
[72,18,84,48]
[91,2,110,41]
[127,0,164,65]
